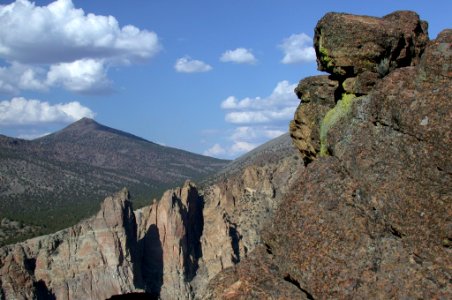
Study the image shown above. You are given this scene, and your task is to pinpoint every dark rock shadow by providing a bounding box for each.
[229,224,241,264]
[122,199,143,289]
[140,224,163,298]
[183,193,204,282]
[23,257,55,300]
[34,280,55,300]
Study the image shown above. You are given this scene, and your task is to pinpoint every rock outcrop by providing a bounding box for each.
[314,11,428,78]
[192,152,303,296]
[135,181,204,299]
[0,189,141,300]
[205,11,451,299]
[290,75,337,164]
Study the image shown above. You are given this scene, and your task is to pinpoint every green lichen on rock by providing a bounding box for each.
[319,93,357,156]
[318,34,334,69]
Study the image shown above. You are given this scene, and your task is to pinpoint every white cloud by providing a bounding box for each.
[225,111,268,124]
[225,107,295,124]
[46,59,111,93]
[230,126,257,141]
[279,33,316,64]
[0,0,161,94]
[203,143,226,156]
[231,126,284,142]
[207,80,296,158]
[202,126,286,159]
[230,141,257,154]
[0,0,160,64]
[0,97,95,125]
[220,96,239,109]
[264,129,285,138]
[0,63,47,94]
[221,80,298,124]
[174,56,212,73]
[0,59,111,94]
[220,48,257,64]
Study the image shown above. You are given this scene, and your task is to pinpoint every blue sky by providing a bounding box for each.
[0,0,450,158]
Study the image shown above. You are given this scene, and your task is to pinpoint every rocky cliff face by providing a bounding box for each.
[133,136,302,299]
[135,181,204,299]
[192,152,302,296]
[0,189,141,300]
[0,134,299,299]
[207,11,451,299]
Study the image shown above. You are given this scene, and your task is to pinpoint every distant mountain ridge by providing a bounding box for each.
[202,133,296,186]
[0,118,229,245]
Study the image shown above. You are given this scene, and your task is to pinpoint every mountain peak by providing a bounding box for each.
[67,117,99,128]
[75,117,97,124]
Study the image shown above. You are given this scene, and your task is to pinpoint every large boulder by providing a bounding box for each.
[314,11,429,77]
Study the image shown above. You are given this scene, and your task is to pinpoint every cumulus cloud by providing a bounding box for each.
[203,126,286,158]
[279,33,316,64]
[46,59,111,93]
[0,63,48,94]
[224,107,295,124]
[264,129,285,139]
[221,80,298,124]
[174,56,212,73]
[220,48,257,64]
[0,59,111,94]
[230,126,284,142]
[0,97,95,125]
[205,81,296,158]
[230,141,257,154]
[0,0,161,94]
[0,0,160,64]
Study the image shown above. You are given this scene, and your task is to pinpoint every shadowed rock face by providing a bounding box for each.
[290,75,337,164]
[135,181,204,299]
[205,11,451,299]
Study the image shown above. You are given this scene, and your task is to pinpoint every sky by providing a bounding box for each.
[0,0,450,159]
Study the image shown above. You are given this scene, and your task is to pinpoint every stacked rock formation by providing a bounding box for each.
[207,11,451,299]
[290,11,430,164]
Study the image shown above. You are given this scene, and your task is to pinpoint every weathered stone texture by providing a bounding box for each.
[209,12,451,300]
[0,189,141,300]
